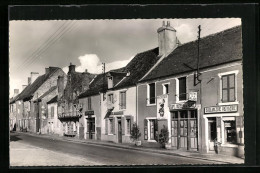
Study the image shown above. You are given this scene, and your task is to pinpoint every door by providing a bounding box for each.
[88,118,95,139]
[208,118,217,151]
[118,119,122,143]
[179,119,188,149]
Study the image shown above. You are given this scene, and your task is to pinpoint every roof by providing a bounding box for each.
[141,26,242,82]
[47,95,58,104]
[15,67,61,101]
[78,68,125,98]
[113,47,160,89]
[9,95,19,104]
[34,86,57,102]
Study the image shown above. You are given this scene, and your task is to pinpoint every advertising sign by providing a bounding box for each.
[170,101,196,110]
[188,92,197,101]
[85,110,94,116]
[204,104,238,114]
[157,94,169,119]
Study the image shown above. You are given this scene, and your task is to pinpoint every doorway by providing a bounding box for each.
[208,117,217,151]
[87,118,95,139]
[118,118,122,143]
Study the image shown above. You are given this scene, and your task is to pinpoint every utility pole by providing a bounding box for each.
[194,25,202,86]
[102,63,106,101]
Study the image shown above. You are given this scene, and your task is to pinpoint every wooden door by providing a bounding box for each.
[88,118,95,139]
[189,119,198,149]
[118,120,122,143]
[179,119,188,149]
[171,119,178,147]
[208,119,216,151]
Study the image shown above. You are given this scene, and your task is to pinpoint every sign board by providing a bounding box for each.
[188,92,197,101]
[204,104,238,114]
[110,111,124,115]
[170,101,196,110]
[85,110,94,116]
[157,94,169,119]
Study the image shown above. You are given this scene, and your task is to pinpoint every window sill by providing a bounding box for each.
[218,101,239,106]
[108,134,114,136]
[146,104,156,107]
[176,100,188,103]
[221,143,238,148]
[148,139,157,142]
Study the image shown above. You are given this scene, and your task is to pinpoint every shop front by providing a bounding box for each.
[169,101,200,151]
[85,110,96,140]
[203,104,244,157]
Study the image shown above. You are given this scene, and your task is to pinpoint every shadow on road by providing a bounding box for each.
[10,133,22,142]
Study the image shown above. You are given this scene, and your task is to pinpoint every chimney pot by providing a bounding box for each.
[14,89,19,97]
[22,85,27,90]
[31,72,40,84]
[167,21,170,27]
[28,77,31,85]
[45,68,50,74]
[68,63,76,73]
[162,21,165,26]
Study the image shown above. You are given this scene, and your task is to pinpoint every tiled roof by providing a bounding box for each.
[9,95,19,104]
[78,68,125,98]
[47,95,58,104]
[141,26,242,82]
[15,67,61,101]
[113,47,160,89]
[34,86,57,102]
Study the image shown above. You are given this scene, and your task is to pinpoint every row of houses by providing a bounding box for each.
[9,21,244,157]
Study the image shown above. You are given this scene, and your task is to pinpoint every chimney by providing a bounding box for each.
[57,76,64,100]
[28,77,31,85]
[14,89,19,97]
[68,63,75,73]
[31,72,40,84]
[45,68,50,75]
[157,21,177,56]
[22,85,27,90]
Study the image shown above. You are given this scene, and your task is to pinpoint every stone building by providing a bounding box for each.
[57,63,95,138]
[137,23,243,157]
[9,89,19,131]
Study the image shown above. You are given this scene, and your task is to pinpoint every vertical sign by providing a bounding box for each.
[157,94,168,119]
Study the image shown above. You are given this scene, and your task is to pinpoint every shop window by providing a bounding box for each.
[224,120,236,144]
[88,97,92,110]
[126,118,131,135]
[147,83,156,105]
[119,91,126,110]
[178,77,187,101]
[109,118,114,134]
[222,74,236,102]
[163,83,169,94]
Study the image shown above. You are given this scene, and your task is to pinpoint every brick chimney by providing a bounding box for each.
[31,72,40,84]
[157,21,177,56]
[57,76,64,100]
[28,77,31,85]
[14,89,19,97]
[68,63,75,73]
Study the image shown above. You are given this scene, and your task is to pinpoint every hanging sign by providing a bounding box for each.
[188,92,197,101]
[157,94,169,119]
[204,104,238,114]
[85,110,94,116]
[170,101,196,110]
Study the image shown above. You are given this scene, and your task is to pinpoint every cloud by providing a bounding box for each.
[62,54,134,74]
[175,24,196,44]
[9,78,22,98]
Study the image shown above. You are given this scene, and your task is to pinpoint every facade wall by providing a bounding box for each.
[47,102,63,136]
[9,103,17,131]
[101,86,136,144]
[137,62,243,156]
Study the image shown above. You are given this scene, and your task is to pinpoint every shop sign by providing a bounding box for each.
[188,92,197,101]
[170,101,196,110]
[157,94,169,119]
[111,111,124,115]
[204,104,238,114]
[85,110,94,116]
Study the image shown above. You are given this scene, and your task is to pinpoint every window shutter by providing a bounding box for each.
[51,106,54,118]
[144,119,148,140]
[154,119,158,137]
[105,118,108,135]
[121,117,125,135]
[113,117,116,135]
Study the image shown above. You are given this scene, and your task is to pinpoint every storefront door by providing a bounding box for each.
[118,119,122,143]
[87,118,95,139]
[171,110,198,150]
[208,118,216,151]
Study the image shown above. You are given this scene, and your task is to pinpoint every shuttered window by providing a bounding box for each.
[51,106,54,118]
[179,77,186,101]
[126,118,131,135]
[108,94,114,103]
[222,74,236,102]
[88,97,92,110]
[109,118,113,134]
[144,119,148,140]
[148,83,155,104]
[119,91,126,109]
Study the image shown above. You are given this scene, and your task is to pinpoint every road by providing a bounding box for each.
[10,132,219,166]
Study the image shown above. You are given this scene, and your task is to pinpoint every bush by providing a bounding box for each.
[155,125,169,148]
[130,123,141,142]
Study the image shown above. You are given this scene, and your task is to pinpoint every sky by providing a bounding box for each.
[9,18,241,97]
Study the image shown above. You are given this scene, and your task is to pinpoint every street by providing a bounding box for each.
[10,132,220,166]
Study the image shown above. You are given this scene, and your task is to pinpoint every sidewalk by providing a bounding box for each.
[15,131,244,164]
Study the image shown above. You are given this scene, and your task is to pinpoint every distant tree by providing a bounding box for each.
[155,125,169,148]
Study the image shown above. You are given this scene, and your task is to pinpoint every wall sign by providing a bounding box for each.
[85,110,94,116]
[188,92,197,101]
[204,104,238,114]
[170,101,196,110]
[157,94,169,119]
[110,111,124,115]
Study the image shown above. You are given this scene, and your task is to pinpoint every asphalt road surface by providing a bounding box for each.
[10,132,219,166]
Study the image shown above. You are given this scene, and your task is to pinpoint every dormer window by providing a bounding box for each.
[108,76,113,89]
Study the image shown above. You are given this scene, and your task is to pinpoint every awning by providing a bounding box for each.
[104,108,114,119]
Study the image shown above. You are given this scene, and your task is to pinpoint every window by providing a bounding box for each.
[224,120,236,144]
[119,91,126,109]
[88,97,92,110]
[109,118,113,134]
[222,74,236,102]
[163,83,169,94]
[148,83,156,104]
[51,106,54,118]
[149,119,156,140]
[108,94,114,103]
[126,118,131,134]
[178,77,186,101]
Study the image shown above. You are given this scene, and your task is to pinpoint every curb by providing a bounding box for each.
[13,131,243,164]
